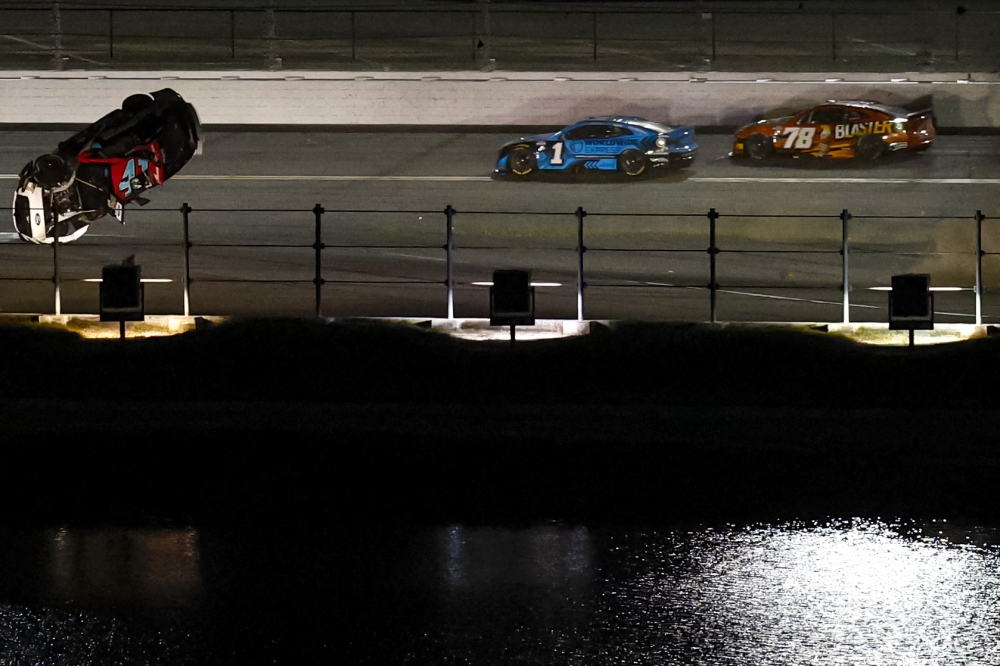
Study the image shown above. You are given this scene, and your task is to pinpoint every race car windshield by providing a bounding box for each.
[627,120,674,134]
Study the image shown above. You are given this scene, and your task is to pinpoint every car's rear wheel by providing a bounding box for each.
[855,134,886,161]
[618,149,647,177]
[744,133,774,160]
[508,147,536,177]
[122,93,154,115]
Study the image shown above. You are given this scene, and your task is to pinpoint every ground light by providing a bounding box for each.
[24,316,989,344]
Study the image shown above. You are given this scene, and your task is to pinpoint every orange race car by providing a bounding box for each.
[731,100,935,161]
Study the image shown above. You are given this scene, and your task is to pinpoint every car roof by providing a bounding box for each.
[584,115,649,124]
[823,100,909,117]
[573,116,672,133]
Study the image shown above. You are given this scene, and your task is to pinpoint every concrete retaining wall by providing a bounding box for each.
[2,70,999,128]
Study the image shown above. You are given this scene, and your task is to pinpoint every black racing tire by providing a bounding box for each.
[744,133,774,161]
[31,154,74,189]
[618,149,647,177]
[855,134,886,161]
[122,93,154,115]
[508,147,536,177]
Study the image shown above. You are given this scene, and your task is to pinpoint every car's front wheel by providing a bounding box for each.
[854,134,886,161]
[508,147,536,177]
[618,149,647,177]
[744,133,774,160]
[31,154,74,189]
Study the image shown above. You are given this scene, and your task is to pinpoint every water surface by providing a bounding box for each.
[0,519,997,665]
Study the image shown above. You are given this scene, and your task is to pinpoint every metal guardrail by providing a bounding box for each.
[1,3,997,72]
[0,203,992,325]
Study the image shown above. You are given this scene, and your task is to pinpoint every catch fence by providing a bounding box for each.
[0,203,994,325]
[1,3,997,72]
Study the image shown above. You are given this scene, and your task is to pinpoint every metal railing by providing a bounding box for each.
[1,3,997,72]
[0,203,993,325]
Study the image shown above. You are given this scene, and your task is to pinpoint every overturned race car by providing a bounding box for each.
[12,88,202,244]
[731,100,935,161]
[494,116,697,178]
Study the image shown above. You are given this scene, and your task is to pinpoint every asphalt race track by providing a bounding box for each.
[2,131,999,324]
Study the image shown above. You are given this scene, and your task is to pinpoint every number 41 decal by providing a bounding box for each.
[783,127,815,149]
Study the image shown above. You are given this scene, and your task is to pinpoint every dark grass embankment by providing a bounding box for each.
[2,317,1000,407]
[1,318,998,527]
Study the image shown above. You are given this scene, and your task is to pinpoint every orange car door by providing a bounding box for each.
[777,113,818,154]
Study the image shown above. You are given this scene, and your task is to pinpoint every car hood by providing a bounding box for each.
[12,179,91,244]
[739,115,795,132]
[499,132,556,150]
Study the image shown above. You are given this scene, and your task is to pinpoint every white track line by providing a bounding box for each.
[2,174,998,184]
[688,177,1000,184]
[641,281,981,317]
[175,175,494,182]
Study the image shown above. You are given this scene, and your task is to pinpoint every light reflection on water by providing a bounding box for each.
[1,528,202,666]
[47,527,201,606]
[441,524,593,588]
[606,519,1000,665]
[432,519,1000,665]
[0,520,996,664]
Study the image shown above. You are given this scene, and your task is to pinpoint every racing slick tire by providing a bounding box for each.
[31,154,74,189]
[854,134,886,161]
[744,133,773,161]
[122,93,154,115]
[508,147,537,177]
[618,149,647,177]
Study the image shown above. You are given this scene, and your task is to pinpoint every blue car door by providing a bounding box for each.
[562,123,633,163]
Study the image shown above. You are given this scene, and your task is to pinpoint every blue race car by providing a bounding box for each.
[494,116,697,178]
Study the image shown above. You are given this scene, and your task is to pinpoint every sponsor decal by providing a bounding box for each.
[834,121,896,140]
[818,125,832,156]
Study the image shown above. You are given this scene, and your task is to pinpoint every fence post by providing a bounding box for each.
[841,209,851,324]
[711,12,716,62]
[352,10,357,60]
[230,10,236,59]
[592,11,598,61]
[707,208,719,323]
[576,206,586,321]
[955,11,960,62]
[831,12,837,62]
[52,2,64,70]
[181,203,192,316]
[445,205,455,319]
[313,204,325,318]
[266,4,279,70]
[52,223,61,316]
[108,9,114,59]
[976,209,985,326]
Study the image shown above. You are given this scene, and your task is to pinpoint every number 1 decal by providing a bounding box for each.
[551,142,564,165]
[783,127,816,149]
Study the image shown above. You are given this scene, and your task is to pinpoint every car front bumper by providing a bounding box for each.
[648,149,697,167]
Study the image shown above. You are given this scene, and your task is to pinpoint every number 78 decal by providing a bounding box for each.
[782,127,815,149]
